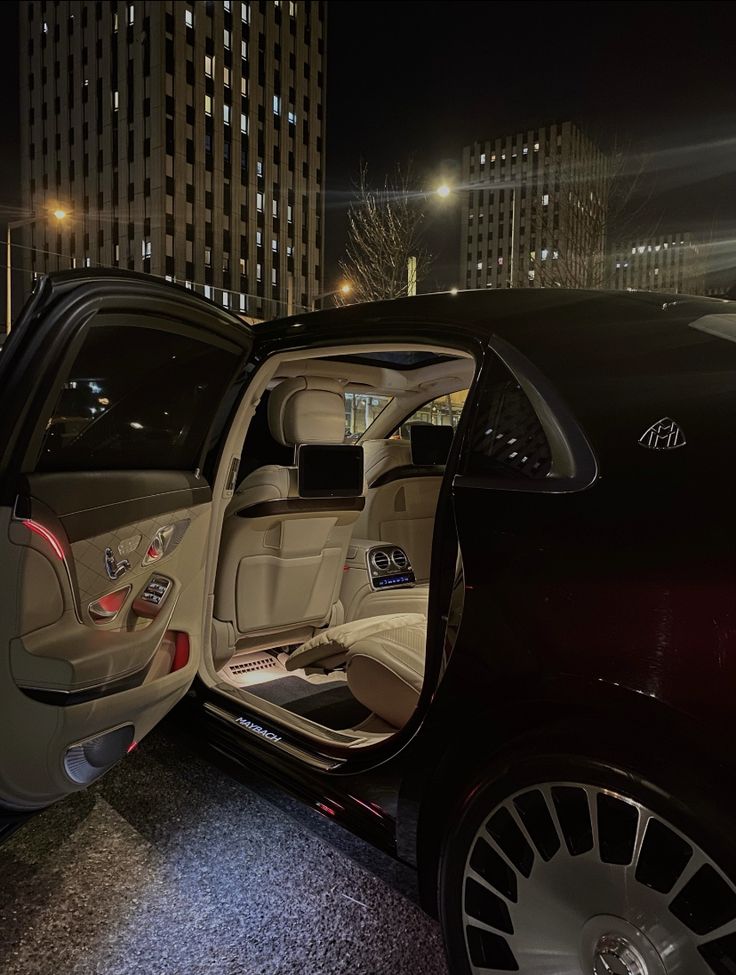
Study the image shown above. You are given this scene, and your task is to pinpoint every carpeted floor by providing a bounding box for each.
[0,719,448,975]
[237,674,371,729]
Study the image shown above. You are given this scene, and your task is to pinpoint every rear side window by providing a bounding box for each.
[471,362,552,479]
[465,340,596,491]
[36,322,242,473]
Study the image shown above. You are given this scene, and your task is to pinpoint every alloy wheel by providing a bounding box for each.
[461,781,736,973]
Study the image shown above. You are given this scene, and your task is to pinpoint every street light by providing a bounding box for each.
[311,281,352,311]
[435,183,451,199]
[6,207,70,333]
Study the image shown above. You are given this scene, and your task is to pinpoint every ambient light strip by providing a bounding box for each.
[22,519,65,560]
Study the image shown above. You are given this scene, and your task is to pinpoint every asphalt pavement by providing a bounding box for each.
[0,721,449,975]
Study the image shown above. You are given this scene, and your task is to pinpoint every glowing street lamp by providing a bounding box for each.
[6,206,71,333]
[435,183,451,199]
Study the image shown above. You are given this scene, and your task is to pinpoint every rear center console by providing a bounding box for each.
[340,539,428,622]
[367,545,416,590]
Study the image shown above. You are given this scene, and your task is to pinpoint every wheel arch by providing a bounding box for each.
[403,673,734,916]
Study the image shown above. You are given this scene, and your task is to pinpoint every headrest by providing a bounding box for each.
[267,377,345,447]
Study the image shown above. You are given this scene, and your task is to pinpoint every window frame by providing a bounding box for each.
[456,335,598,494]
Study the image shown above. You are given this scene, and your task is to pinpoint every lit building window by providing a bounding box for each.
[287,204,293,223]
[223,105,231,125]
[256,262,262,281]
[272,199,279,218]
[286,245,293,257]
[128,4,134,26]
[273,95,281,116]
[256,230,262,246]
[476,261,483,271]
[112,90,119,111]
[241,77,248,96]
[497,257,504,266]
[185,8,193,27]
[223,292,231,308]
[272,239,278,252]
[242,2,250,24]
[541,248,549,260]
[288,111,297,125]
[480,152,486,165]
[205,55,214,77]
[241,40,248,60]
[240,113,248,134]
[223,28,231,49]
[272,267,278,285]
[204,285,212,299]
[257,160,263,177]
[542,194,549,206]
[533,142,539,151]
[224,66,231,87]
[204,94,212,116]
[256,193,264,212]
[205,247,212,266]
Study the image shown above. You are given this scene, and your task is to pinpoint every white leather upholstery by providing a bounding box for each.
[215,377,359,641]
[285,613,428,729]
[285,612,427,672]
[354,439,443,583]
[346,618,426,729]
[268,376,345,446]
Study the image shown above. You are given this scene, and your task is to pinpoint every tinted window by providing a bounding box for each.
[469,357,552,479]
[37,322,242,473]
[397,389,468,441]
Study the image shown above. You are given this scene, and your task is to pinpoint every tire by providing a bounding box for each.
[438,744,736,975]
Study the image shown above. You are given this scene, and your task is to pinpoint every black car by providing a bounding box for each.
[3,270,736,975]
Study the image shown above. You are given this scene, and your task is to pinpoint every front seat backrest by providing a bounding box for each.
[353,438,444,582]
[215,377,363,641]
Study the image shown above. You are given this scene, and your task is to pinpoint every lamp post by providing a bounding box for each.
[311,282,352,311]
[434,181,518,289]
[6,208,69,333]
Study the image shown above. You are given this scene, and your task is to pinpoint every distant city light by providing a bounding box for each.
[53,208,68,220]
[450,287,459,295]
[436,184,451,198]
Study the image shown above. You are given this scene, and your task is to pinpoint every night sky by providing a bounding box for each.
[1,1,734,297]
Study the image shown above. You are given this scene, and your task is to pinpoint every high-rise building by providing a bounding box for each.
[460,121,608,291]
[18,0,325,321]
[610,234,705,294]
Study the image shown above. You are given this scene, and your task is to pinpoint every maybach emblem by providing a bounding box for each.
[235,717,282,742]
[638,417,686,450]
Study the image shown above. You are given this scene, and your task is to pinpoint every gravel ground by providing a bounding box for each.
[0,721,449,975]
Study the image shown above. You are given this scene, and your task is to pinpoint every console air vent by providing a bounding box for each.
[371,550,391,572]
[391,549,408,569]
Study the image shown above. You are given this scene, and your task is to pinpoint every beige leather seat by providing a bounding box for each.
[353,439,444,583]
[286,613,427,730]
[215,377,363,640]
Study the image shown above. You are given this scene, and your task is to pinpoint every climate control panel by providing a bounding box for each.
[367,546,415,590]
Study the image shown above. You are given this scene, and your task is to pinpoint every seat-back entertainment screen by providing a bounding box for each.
[297,444,364,498]
[410,423,454,466]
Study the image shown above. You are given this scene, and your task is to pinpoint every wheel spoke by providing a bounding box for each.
[459,780,736,975]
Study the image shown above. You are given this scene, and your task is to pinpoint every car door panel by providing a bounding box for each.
[0,271,255,811]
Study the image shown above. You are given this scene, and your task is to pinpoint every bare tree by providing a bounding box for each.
[531,143,657,289]
[337,163,433,302]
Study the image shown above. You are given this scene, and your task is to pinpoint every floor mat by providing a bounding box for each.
[243,675,370,730]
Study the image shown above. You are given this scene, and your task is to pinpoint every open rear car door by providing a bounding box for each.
[0,271,254,827]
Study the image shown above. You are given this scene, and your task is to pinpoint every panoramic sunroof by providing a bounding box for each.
[326,351,457,369]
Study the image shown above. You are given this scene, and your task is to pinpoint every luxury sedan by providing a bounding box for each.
[2,270,736,975]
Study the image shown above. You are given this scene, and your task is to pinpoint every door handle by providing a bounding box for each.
[142,524,176,565]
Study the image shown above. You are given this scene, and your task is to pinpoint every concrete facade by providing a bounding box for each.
[19,0,325,320]
[610,234,705,294]
[460,121,608,291]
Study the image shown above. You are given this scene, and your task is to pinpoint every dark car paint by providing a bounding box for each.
[184,287,736,913]
[6,273,736,916]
